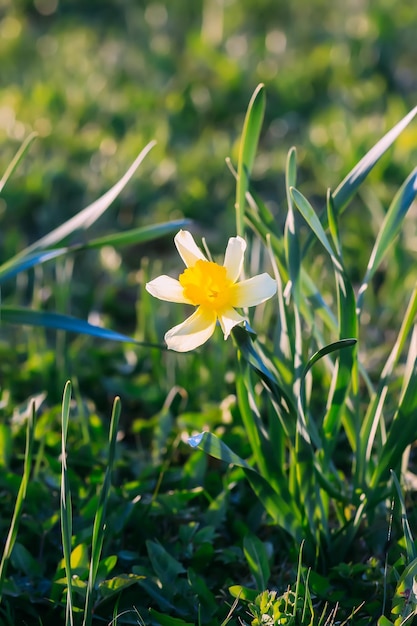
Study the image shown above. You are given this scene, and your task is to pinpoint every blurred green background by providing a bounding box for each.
[2,0,417,370]
[2,0,417,244]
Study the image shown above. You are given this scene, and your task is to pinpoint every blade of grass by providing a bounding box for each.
[356,284,417,485]
[243,534,270,590]
[0,401,35,603]
[357,168,417,314]
[235,83,265,237]
[0,219,191,284]
[391,471,416,562]
[14,140,157,258]
[0,132,38,194]
[60,381,74,626]
[370,326,417,489]
[188,430,304,543]
[83,396,121,626]
[333,105,417,213]
[0,306,163,347]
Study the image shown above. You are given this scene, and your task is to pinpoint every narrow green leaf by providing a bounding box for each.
[15,140,157,257]
[150,609,194,626]
[0,219,190,285]
[0,132,38,194]
[357,285,417,484]
[243,534,270,590]
[302,339,357,381]
[188,431,302,541]
[290,187,339,265]
[391,471,416,562]
[333,105,417,212]
[235,84,265,236]
[0,402,35,603]
[0,248,68,284]
[357,168,417,313]
[284,147,301,303]
[188,431,250,469]
[371,327,417,488]
[0,306,161,347]
[243,468,304,543]
[79,218,191,250]
[60,381,74,626]
[83,397,121,626]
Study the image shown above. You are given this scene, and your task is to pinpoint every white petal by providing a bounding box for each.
[218,308,245,339]
[146,275,192,303]
[230,274,277,308]
[174,230,206,267]
[223,236,246,282]
[165,307,216,352]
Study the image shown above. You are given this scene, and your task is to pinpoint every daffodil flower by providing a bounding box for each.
[146,230,277,352]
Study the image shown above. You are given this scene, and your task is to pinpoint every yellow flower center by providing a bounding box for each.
[179,260,234,311]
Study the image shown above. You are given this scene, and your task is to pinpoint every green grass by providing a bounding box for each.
[2,86,417,625]
[2,2,417,624]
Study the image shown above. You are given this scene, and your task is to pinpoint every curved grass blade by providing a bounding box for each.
[60,381,74,626]
[188,431,303,542]
[0,219,191,285]
[188,431,251,469]
[357,167,417,313]
[16,140,157,257]
[232,325,297,418]
[370,326,417,489]
[243,534,270,590]
[284,147,300,302]
[0,132,38,194]
[301,339,357,383]
[357,285,417,485]
[83,397,121,626]
[290,187,341,268]
[0,248,68,284]
[235,83,265,237]
[333,105,417,212]
[0,401,35,604]
[391,471,416,562]
[0,306,163,347]
[79,218,192,250]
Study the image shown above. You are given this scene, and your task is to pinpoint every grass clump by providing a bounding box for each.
[2,85,417,626]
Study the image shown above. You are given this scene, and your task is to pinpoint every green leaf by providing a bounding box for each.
[371,327,417,488]
[0,248,68,284]
[0,132,38,194]
[243,469,303,543]
[235,83,265,236]
[228,585,260,602]
[357,168,417,313]
[188,431,250,469]
[333,105,417,212]
[188,432,303,542]
[243,535,270,590]
[150,609,194,626]
[0,402,35,604]
[0,306,159,346]
[78,218,191,250]
[391,471,416,562]
[290,187,339,264]
[146,540,186,585]
[0,219,190,284]
[15,140,156,258]
[11,542,42,577]
[302,339,357,382]
[98,573,145,599]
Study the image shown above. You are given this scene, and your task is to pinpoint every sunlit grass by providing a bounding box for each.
[2,83,417,626]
